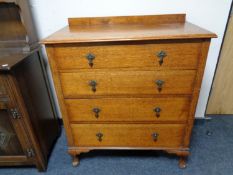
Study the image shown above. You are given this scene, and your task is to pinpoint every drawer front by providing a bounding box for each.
[66,97,190,122]
[60,70,196,97]
[55,42,201,70]
[71,124,185,147]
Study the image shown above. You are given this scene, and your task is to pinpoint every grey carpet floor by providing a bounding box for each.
[1,116,233,175]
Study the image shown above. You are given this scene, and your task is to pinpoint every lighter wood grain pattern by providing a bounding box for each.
[46,46,74,146]
[41,14,216,44]
[65,97,190,122]
[71,124,185,147]
[183,40,210,147]
[55,41,201,70]
[60,70,196,97]
[207,16,233,114]
[68,14,186,26]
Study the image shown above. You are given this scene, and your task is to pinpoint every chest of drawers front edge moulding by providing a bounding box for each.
[42,14,217,168]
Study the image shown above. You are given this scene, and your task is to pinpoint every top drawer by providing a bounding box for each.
[54,41,201,70]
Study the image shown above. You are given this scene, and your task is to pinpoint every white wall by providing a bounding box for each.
[29,0,232,118]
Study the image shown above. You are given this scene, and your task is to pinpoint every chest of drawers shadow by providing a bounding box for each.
[42,14,216,168]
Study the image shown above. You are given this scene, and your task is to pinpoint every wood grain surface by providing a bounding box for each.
[60,70,196,97]
[54,41,201,70]
[0,51,60,171]
[65,97,190,122]
[71,123,185,147]
[68,14,186,26]
[42,14,216,44]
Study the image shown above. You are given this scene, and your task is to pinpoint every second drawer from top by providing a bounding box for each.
[60,70,196,97]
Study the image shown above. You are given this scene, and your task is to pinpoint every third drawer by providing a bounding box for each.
[66,97,190,122]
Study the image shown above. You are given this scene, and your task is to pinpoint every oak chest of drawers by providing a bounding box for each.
[42,14,216,168]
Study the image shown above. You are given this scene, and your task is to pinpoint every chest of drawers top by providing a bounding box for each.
[42,14,216,44]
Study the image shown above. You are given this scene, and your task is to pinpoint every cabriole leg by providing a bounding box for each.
[179,156,187,169]
[72,155,79,167]
[68,148,90,167]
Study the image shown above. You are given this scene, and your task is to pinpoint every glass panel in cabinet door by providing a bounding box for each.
[0,109,24,156]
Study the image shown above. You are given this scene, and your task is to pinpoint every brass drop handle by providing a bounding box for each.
[153,107,161,118]
[93,108,101,118]
[157,51,167,65]
[89,80,97,92]
[155,80,164,92]
[96,132,103,142]
[152,132,159,141]
[86,53,95,67]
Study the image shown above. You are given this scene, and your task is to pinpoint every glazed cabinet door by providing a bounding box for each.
[0,103,24,156]
[0,75,34,164]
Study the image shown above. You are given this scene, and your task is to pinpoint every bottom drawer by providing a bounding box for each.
[71,124,185,147]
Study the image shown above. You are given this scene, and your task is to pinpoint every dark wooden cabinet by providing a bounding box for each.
[0,1,60,171]
[0,51,61,171]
